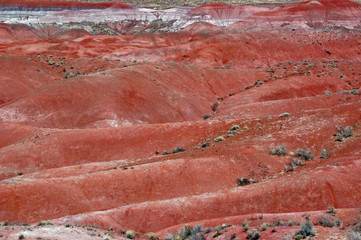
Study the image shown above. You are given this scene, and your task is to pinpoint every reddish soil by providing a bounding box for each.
[1,0,132,9]
[0,0,361,239]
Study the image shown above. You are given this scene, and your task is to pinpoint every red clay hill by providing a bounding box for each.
[0,0,360,239]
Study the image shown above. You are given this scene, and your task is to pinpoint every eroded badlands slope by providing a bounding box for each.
[0,0,361,239]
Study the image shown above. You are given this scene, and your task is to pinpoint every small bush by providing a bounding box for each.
[323,90,331,95]
[36,221,53,226]
[336,126,353,141]
[237,178,256,186]
[201,142,210,148]
[125,230,136,239]
[165,234,176,240]
[191,224,203,235]
[214,136,225,143]
[203,227,213,233]
[179,226,192,239]
[284,160,296,172]
[246,229,260,240]
[145,232,157,240]
[279,112,291,118]
[334,219,342,227]
[18,235,24,240]
[293,234,303,240]
[296,217,315,238]
[320,149,329,159]
[203,114,212,120]
[317,215,334,227]
[243,220,250,231]
[162,147,185,155]
[275,220,286,226]
[270,144,287,156]
[213,227,221,238]
[288,220,297,226]
[326,205,336,215]
[295,147,314,160]
[260,223,268,231]
[291,157,304,166]
[347,230,361,240]
[172,147,185,154]
[230,125,240,131]
[189,233,205,240]
[0,221,8,226]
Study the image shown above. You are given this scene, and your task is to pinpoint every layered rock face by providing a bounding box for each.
[0,0,361,239]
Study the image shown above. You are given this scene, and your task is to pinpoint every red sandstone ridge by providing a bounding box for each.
[0,0,361,239]
[1,0,132,9]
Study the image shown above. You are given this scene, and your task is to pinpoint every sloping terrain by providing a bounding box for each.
[0,0,361,239]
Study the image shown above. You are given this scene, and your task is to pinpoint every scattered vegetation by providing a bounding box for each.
[317,214,334,227]
[347,230,361,240]
[179,227,192,239]
[323,90,331,95]
[279,112,291,118]
[284,161,296,172]
[294,217,315,239]
[243,220,251,232]
[335,125,353,141]
[294,147,314,160]
[162,147,185,155]
[246,229,260,240]
[145,232,157,240]
[230,125,240,131]
[203,114,212,120]
[237,178,256,186]
[201,142,210,148]
[214,136,225,143]
[320,149,329,159]
[347,221,361,240]
[284,157,304,172]
[270,144,287,156]
[0,221,8,226]
[213,226,221,238]
[326,205,337,216]
[166,225,206,240]
[125,230,136,239]
[260,223,268,231]
[274,220,287,226]
[288,220,297,226]
[36,221,53,226]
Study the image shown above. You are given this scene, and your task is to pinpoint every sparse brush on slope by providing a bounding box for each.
[335,125,353,142]
[270,144,287,156]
